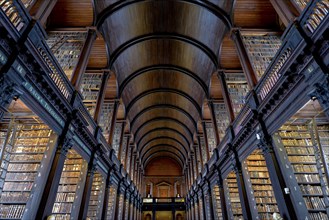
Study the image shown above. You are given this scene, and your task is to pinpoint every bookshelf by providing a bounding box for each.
[244,150,279,219]
[224,172,243,220]
[124,196,129,220]
[86,172,105,220]
[117,193,125,219]
[198,194,204,220]
[80,72,102,117]
[225,72,249,117]
[51,149,87,220]
[0,121,52,219]
[112,122,123,158]
[276,122,329,219]
[106,185,117,218]
[205,122,216,158]
[46,32,87,80]
[98,101,114,141]
[241,35,281,80]
[213,103,230,140]
[212,185,223,219]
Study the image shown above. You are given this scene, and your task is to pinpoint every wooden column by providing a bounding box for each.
[78,152,97,219]
[29,0,58,26]
[189,160,195,185]
[231,151,253,219]
[71,29,97,90]
[201,122,211,161]
[208,100,220,144]
[269,0,299,26]
[101,172,113,219]
[197,135,204,166]
[94,70,111,123]
[108,100,119,144]
[124,135,131,169]
[217,70,235,123]
[117,122,126,160]
[230,28,258,89]
[258,134,298,219]
[35,135,73,218]
[199,190,207,220]
[193,145,200,175]
[216,168,228,220]
[208,181,215,220]
[114,185,124,219]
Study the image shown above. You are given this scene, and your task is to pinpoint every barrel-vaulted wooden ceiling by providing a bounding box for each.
[47,0,280,171]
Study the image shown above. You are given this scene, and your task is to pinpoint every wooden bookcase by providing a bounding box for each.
[80,72,103,117]
[243,150,280,219]
[224,172,243,219]
[51,149,87,220]
[225,72,249,117]
[46,32,87,80]
[0,121,53,219]
[275,121,329,219]
[86,172,106,220]
[241,35,281,80]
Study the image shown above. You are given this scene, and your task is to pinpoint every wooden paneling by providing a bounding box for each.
[145,158,182,176]
[48,0,93,27]
[87,36,108,68]
[220,34,242,69]
[233,0,279,29]
[210,74,223,99]
[105,74,117,99]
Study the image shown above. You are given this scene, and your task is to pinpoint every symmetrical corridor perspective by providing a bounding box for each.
[0,0,328,219]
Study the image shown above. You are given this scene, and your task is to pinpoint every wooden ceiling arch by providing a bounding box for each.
[140,144,187,165]
[119,65,209,98]
[143,151,184,170]
[140,137,188,156]
[129,105,197,132]
[95,0,233,29]
[126,88,202,121]
[109,33,219,69]
[137,129,190,153]
[94,0,233,169]
[133,118,194,144]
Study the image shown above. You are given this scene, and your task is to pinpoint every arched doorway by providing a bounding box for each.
[145,213,152,220]
[176,213,183,220]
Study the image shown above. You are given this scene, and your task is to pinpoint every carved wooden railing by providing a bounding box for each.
[301,0,329,35]
[0,0,28,32]
[37,44,74,100]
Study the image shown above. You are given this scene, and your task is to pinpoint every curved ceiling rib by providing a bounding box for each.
[110,34,218,69]
[141,144,186,164]
[96,0,232,169]
[125,89,202,117]
[129,105,197,131]
[144,151,184,169]
[96,0,232,29]
[137,128,190,150]
[119,65,209,98]
[140,137,188,156]
[133,117,194,143]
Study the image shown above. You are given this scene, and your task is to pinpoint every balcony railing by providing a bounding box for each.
[142,197,185,204]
